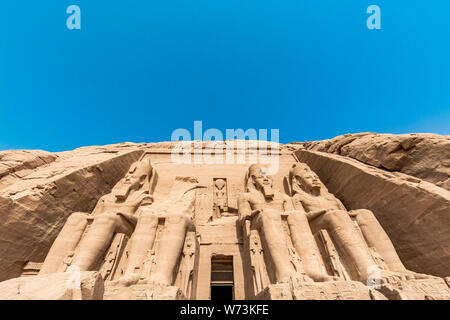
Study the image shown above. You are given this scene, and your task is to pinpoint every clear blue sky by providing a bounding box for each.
[1,1,449,151]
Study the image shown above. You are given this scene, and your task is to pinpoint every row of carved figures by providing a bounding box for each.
[38,155,449,299]
[240,163,450,299]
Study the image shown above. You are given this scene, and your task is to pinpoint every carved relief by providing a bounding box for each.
[9,148,449,301]
[213,178,228,219]
[178,232,197,299]
[249,231,268,295]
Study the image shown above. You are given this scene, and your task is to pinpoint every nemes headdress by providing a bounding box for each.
[245,164,262,191]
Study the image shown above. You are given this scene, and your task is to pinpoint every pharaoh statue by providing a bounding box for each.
[287,163,432,284]
[40,156,154,274]
[115,176,205,288]
[238,164,334,285]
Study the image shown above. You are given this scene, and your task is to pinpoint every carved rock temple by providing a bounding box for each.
[0,136,449,300]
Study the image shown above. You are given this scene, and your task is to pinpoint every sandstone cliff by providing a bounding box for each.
[0,143,148,281]
[288,133,450,191]
[0,134,448,283]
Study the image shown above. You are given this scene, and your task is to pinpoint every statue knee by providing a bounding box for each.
[65,212,88,226]
[288,212,308,225]
[261,210,281,222]
[322,210,350,228]
[354,209,376,226]
[138,212,158,225]
[166,214,190,225]
[94,213,120,226]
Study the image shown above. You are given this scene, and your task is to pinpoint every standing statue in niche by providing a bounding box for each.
[40,157,154,274]
[288,163,432,284]
[249,231,267,294]
[179,233,197,298]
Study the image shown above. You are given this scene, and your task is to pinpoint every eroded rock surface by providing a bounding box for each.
[290,133,450,190]
[0,136,448,300]
[0,143,146,281]
[0,271,103,300]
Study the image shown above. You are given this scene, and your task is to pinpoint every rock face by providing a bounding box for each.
[0,271,104,300]
[0,143,146,281]
[0,150,58,190]
[0,136,448,300]
[292,133,450,190]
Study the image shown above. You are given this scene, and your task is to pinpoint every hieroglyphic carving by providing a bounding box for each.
[379,278,450,300]
[289,278,374,300]
[194,188,212,224]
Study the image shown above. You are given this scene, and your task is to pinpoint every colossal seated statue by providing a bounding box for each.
[116,176,204,288]
[287,163,432,285]
[40,157,154,274]
[238,164,334,285]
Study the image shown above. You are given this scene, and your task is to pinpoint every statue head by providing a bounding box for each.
[246,164,274,199]
[214,179,226,190]
[289,163,322,195]
[114,158,153,201]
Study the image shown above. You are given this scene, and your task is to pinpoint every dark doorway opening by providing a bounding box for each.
[210,255,234,300]
[211,285,233,300]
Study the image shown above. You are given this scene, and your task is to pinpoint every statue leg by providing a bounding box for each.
[122,213,159,280]
[287,213,335,282]
[253,211,296,283]
[39,212,89,274]
[310,210,377,283]
[352,209,407,273]
[151,214,190,285]
[71,213,136,271]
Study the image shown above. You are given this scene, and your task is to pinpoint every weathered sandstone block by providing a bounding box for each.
[0,271,104,300]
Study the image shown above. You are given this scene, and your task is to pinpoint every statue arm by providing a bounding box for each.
[283,194,295,211]
[91,195,107,215]
[293,193,327,221]
[306,209,328,221]
[238,194,252,225]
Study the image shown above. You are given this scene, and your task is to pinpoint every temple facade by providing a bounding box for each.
[1,140,449,300]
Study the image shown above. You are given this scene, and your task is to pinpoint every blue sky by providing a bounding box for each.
[1,1,449,151]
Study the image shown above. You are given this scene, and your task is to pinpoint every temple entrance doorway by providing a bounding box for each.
[210,255,234,300]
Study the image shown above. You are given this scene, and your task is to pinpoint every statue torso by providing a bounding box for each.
[246,189,286,212]
[93,191,147,216]
[293,191,344,213]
